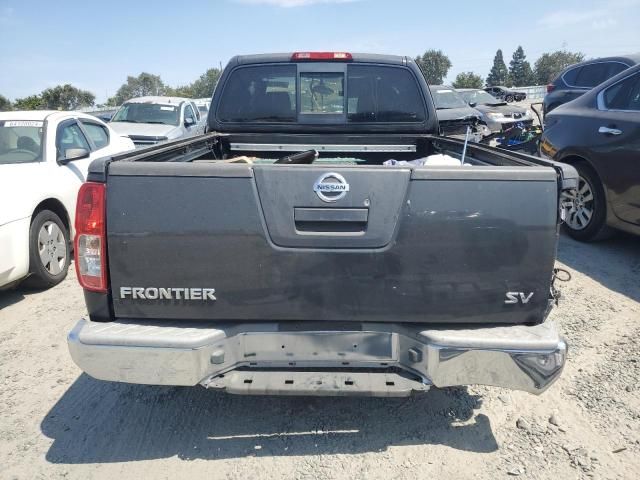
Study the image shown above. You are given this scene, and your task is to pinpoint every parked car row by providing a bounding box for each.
[429,85,533,136]
[428,53,640,243]
[2,52,638,295]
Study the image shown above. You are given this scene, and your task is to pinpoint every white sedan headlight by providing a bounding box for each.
[486,112,504,119]
[525,109,533,117]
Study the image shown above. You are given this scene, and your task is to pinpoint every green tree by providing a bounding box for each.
[40,84,95,110]
[508,46,535,87]
[521,62,535,86]
[0,94,11,111]
[486,49,509,86]
[14,95,44,110]
[170,84,194,98]
[172,68,222,98]
[452,71,484,89]
[187,68,221,98]
[534,50,585,84]
[108,73,169,106]
[415,50,452,85]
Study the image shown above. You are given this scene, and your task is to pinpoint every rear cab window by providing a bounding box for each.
[348,65,425,122]
[300,72,344,114]
[217,65,297,123]
[216,62,426,125]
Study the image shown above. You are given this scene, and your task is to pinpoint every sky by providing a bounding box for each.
[1,0,639,104]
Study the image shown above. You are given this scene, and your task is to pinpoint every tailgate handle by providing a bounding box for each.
[295,208,368,223]
[294,208,368,234]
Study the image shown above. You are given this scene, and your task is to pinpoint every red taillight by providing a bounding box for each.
[546,84,555,93]
[74,182,107,293]
[291,52,353,61]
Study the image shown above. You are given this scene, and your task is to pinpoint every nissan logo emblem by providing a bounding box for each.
[313,172,350,202]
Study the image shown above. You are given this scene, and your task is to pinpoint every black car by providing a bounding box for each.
[429,85,483,137]
[543,54,640,115]
[484,86,526,102]
[540,64,640,241]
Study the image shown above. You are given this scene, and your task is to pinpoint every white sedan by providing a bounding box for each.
[0,111,135,289]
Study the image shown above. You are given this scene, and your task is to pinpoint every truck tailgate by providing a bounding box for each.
[106,161,559,324]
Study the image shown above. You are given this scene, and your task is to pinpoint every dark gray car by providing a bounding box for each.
[428,85,484,137]
[485,86,526,102]
[540,64,640,241]
[543,54,640,115]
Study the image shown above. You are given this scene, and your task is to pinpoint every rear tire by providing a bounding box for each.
[23,210,70,288]
[561,162,614,242]
[505,94,514,102]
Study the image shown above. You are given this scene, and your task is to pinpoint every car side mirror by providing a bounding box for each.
[59,147,90,164]
[469,102,477,108]
[184,117,195,127]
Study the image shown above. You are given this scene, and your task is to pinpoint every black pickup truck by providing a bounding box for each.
[68,52,575,397]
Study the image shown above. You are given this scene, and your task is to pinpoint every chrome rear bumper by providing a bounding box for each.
[68,319,566,396]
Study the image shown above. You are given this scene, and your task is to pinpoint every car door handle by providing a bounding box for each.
[598,126,622,135]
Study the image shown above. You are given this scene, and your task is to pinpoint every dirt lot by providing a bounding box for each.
[0,233,638,480]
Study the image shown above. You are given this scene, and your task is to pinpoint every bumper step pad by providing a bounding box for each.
[204,370,429,397]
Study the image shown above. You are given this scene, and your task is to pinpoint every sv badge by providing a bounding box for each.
[505,292,534,305]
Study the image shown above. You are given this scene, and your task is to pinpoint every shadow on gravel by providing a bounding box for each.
[0,284,51,310]
[557,232,640,303]
[42,374,497,464]
[0,289,26,310]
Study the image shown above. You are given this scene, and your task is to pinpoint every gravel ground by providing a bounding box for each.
[0,233,638,480]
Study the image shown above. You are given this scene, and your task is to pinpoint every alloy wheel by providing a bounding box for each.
[561,175,595,231]
[38,221,67,275]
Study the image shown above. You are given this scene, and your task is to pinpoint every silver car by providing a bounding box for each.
[457,89,534,133]
[109,96,205,148]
